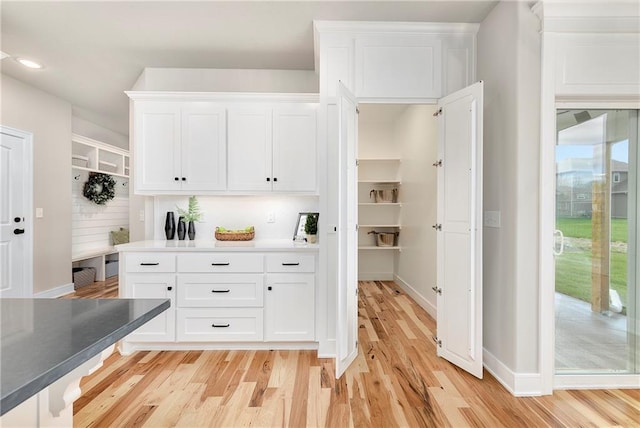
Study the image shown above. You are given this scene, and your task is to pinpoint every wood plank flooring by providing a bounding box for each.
[61,276,119,299]
[71,280,640,427]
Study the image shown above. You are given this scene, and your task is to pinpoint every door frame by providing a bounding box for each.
[539,34,640,391]
[1,125,34,297]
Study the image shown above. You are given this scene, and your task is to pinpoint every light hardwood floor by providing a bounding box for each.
[69,280,640,427]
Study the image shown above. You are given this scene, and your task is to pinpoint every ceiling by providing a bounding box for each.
[1,1,498,136]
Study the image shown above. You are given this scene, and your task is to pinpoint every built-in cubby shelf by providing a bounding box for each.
[358,157,401,255]
[72,134,130,178]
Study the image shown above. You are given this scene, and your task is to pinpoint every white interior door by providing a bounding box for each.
[435,81,484,378]
[336,81,359,378]
[1,126,32,297]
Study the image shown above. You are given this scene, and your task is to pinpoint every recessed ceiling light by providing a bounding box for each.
[16,57,43,69]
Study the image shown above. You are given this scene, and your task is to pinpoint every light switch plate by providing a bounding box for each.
[484,211,500,228]
[267,212,276,223]
[35,208,44,218]
[139,210,145,221]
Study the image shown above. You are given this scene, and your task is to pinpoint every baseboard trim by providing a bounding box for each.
[393,274,436,319]
[358,273,395,281]
[33,282,74,298]
[483,349,543,396]
[318,339,336,358]
[555,374,640,390]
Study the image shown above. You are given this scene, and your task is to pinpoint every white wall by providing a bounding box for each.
[132,68,319,93]
[477,1,541,376]
[394,105,438,316]
[153,195,318,241]
[1,74,73,294]
[72,116,128,150]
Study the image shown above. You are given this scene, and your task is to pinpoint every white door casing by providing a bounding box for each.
[435,81,484,378]
[336,82,359,378]
[0,126,33,297]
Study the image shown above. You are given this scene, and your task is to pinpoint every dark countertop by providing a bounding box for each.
[0,298,170,416]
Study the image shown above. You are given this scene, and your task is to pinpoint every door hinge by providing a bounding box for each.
[355,106,360,115]
[432,224,442,231]
[355,340,358,349]
[432,159,443,167]
[431,286,442,295]
[356,159,360,166]
[356,224,359,231]
[432,336,442,347]
[433,108,442,117]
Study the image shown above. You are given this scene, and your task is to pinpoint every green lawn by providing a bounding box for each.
[556,217,628,243]
[555,217,628,308]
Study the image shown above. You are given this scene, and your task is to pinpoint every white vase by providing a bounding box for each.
[306,234,317,244]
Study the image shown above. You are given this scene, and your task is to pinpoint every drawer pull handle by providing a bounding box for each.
[212,323,230,328]
[282,262,300,266]
[211,289,230,293]
[140,262,159,266]
[211,262,230,266]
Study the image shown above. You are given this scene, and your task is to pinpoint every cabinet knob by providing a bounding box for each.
[167,286,173,291]
[267,286,272,291]
[182,177,186,181]
[273,177,278,182]
[174,177,179,181]
[266,177,270,182]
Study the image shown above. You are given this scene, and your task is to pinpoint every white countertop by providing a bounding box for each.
[115,239,319,252]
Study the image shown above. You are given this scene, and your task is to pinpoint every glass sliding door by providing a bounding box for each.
[555,109,639,374]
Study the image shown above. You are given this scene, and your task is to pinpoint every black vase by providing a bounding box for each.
[177,217,186,240]
[188,221,196,240]
[164,212,176,240]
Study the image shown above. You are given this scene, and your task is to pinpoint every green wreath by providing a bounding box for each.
[83,173,116,205]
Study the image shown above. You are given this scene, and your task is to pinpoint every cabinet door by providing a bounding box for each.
[124,274,176,342]
[272,105,317,192]
[227,107,272,191]
[133,101,181,192]
[265,273,315,341]
[181,104,227,191]
[355,34,442,99]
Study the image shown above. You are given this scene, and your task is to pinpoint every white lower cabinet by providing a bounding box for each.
[125,273,176,342]
[121,250,316,348]
[265,273,315,342]
[177,308,263,341]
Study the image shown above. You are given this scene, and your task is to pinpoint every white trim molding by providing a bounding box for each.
[483,349,544,397]
[125,91,319,103]
[33,283,74,299]
[394,274,436,319]
[555,374,640,390]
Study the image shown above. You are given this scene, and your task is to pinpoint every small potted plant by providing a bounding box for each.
[177,196,203,240]
[304,213,318,243]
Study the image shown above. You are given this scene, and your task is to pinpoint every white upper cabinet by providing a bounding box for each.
[272,105,317,192]
[181,104,227,192]
[132,100,226,194]
[355,34,442,99]
[128,93,318,195]
[227,106,273,192]
[313,21,478,100]
[228,103,318,193]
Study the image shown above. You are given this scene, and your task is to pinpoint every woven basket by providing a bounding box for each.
[215,230,255,241]
[376,232,396,247]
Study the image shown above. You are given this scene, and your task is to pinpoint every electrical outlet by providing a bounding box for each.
[139,210,145,222]
[35,208,44,218]
[267,212,276,223]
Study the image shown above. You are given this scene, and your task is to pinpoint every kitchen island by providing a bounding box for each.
[0,298,170,426]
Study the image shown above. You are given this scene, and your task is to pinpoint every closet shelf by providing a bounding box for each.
[358,158,401,162]
[358,179,401,184]
[72,165,130,179]
[359,203,402,207]
[358,246,401,250]
[359,224,401,229]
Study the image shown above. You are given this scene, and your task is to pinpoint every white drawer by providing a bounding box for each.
[176,308,263,341]
[125,253,176,273]
[177,253,263,273]
[177,274,264,308]
[266,254,315,273]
